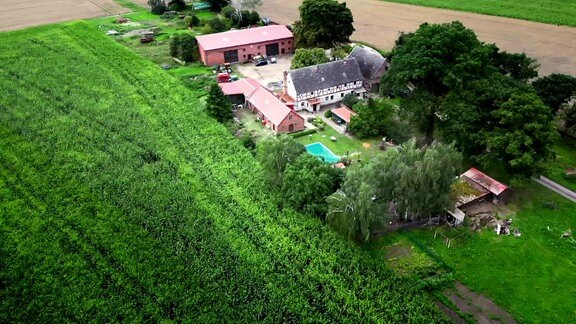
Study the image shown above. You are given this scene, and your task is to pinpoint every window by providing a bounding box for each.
[281,42,284,45]
[288,41,291,44]
[330,95,334,100]
[243,54,246,58]
[325,96,328,101]
[257,46,260,49]
[289,114,293,120]
[341,93,344,98]
[258,52,261,55]
[243,48,246,52]
[301,102,305,107]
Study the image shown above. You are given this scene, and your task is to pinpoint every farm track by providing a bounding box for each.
[259,0,576,76]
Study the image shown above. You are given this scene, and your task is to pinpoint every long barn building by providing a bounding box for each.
[196,25,294,66]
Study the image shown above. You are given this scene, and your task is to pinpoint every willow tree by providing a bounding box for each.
[327,139,462,242]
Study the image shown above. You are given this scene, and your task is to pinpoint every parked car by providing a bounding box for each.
[255,59,268,67]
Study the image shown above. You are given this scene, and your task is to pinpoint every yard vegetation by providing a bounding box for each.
[381,0,576,27]
[0,22,448,322]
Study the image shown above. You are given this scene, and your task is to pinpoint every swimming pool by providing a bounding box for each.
[305,142,340,164]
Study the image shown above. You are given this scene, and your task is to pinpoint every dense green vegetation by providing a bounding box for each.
[394,185,576,322]
[381,0,576,27]
[0,23,447,321]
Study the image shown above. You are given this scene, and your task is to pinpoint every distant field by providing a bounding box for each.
[0,0,129,31]
[382,0,576,26]
[0,23,446,321]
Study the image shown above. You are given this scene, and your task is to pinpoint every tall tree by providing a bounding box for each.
[532,73,576,113]
[290,48,330,69]
[382,21,494,143]
[348,98,402,140]
[488,46,539,82]
[205,84,233,123]
[483,92,557,176]
[281,154,343,218]
[206,0,228,12]
[560,102,576,137]
[328,140,461,242]
[293,0,354,48]
[228,0,262,25]
[170,34,200,62]
[256,135,305,188]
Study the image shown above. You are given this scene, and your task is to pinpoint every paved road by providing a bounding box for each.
[258,0,576,76]
[533,176,576,203]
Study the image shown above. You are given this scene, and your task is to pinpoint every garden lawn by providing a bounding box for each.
[396,185,576,323]
[296,126,382,160]
[545,137,576,192]
[381,0,576,27]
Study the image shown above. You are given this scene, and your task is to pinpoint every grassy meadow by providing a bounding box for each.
[389,184,576,323]
[382,0,576,26]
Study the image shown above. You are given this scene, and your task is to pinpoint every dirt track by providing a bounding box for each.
[258,0,576,76]
[0,0,129,32]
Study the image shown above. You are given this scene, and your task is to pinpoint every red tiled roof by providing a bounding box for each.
[331,105,357,123]
[462,168,509,196]
[196,25,292,51]
[219,78,261,96]
[248,87,302,126]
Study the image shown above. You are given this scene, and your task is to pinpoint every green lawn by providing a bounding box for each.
[296,126,383,160]
[381,0,576,27]
[389,184,576,322]
[545,137,576,191]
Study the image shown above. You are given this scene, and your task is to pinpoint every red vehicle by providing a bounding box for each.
[217,72,231,83]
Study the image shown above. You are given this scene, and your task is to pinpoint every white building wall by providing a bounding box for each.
[293,81,365,112]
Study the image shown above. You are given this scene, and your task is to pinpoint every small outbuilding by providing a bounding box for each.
[460,168,511,205]
[330,105,356,129]
[347,45,389,93]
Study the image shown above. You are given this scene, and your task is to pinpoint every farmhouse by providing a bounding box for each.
[282,58,365,112]
[220,78,304,133]
[196,25,294,66]
[347,45,389,93]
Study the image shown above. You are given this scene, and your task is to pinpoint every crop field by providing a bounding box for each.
[382,0,576,27]
[0,23,447,321]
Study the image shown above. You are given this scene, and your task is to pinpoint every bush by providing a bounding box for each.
[168,0,186,11]
[324,110,333,118]
[185,15,201,28]
[148,0,167,15]
[342,93,360,109]
[289,129,317,138]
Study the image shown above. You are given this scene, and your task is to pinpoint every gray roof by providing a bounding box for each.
[347,45,387,80]
[289,58,363,94]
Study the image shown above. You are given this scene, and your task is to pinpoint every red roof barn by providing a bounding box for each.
[196,25,294,66]
[219,78,304,134]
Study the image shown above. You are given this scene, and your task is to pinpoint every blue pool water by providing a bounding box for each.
[305,142,340,163]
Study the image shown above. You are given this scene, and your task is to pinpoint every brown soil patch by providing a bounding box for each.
[362,142,371,148]
[0,0,130,32]
[258,0,576,76]
[447,281,516,324]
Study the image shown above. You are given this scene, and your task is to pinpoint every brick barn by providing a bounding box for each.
[196,25,294,66]
[220,78,305,134]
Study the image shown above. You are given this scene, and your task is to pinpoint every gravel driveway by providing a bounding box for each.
[235,55,293,88]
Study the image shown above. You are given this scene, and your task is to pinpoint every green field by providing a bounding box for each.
[393,185,576,322]
[0,23,447,321]
[546,138,576,191]
[382,0,576,27]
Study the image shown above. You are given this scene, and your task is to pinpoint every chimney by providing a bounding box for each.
[283,71,288,94]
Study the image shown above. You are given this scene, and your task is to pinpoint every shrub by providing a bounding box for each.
[324,110,333,118]
[289,129,317,138]
[148,0,167,15]
[168,0,186,11]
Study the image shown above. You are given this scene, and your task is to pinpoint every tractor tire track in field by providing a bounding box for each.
[259,0,576,76]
